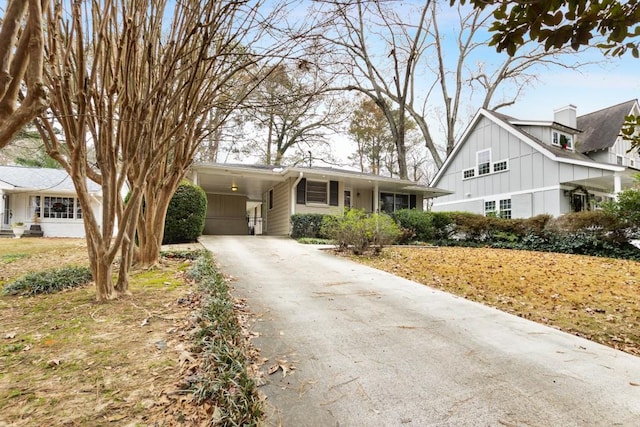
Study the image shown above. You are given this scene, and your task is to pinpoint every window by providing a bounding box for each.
[499,199,512,219]
[268,189,274,210]
[617,155,624,165]
[631,159,636,168]
[296,179,339,206]
[463,168,475,179]
[552,131,573,149]
[306,180,328,204]
[380,192,416,213]
[30,196,82,220]
[477,149,491,175]
[485,201,496,216]
[493,160,508,172]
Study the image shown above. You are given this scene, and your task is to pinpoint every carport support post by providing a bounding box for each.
[614,174,622,199]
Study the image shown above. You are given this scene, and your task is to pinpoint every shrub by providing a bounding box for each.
[3,266,93,296]
[163,181,207,244]
[430,212,455,239]
[448,212,493,241]
[290,213,330,239]
[391,209,433,242]
[186,251,263,424]
[321,209,402,255]
[547,211,626,243]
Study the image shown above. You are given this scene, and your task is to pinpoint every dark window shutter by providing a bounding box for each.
[329,181,339,206]
[409,194,417,209]
[296,178,306,204]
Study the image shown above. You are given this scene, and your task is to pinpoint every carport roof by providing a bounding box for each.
[191,163,451,202]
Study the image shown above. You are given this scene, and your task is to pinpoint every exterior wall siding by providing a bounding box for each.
[433,114,616,218]
[266,180,291,235]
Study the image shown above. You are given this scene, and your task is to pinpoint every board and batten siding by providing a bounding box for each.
[432,115,617,218]
[265,180,291,235]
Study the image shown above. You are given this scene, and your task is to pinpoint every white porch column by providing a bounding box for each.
[614,174,622,198]
[192,170,198,186]
[373,182,379,213]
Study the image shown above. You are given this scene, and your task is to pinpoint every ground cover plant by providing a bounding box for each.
[354,246,640,355]
[0,239,263,426]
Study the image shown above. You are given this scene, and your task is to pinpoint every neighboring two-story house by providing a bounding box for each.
[431,100,640,218]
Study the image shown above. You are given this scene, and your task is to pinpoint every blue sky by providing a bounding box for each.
[500,52,639,120]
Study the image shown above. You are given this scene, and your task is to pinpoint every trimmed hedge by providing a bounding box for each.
[291,213,331,239]
[163,182,207,244]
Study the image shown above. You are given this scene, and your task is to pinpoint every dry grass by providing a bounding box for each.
[355,246,640,355]
[0,238,210,426]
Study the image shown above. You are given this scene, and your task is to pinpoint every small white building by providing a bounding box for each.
[0,165,102,237]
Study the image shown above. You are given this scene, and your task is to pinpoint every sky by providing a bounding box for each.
[499,52,639,120]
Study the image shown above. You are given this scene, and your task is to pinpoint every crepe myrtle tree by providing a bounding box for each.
[38,0,283,301]
[0,0,47,147]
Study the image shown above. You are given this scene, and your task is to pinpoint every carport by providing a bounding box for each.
[190,164,285,236]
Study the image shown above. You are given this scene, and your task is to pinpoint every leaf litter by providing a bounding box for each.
[354,247,640,356]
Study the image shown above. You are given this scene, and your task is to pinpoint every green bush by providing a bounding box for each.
[186,251,263,424]
[163,181,207,244]
[391,209,434,242]
[3,266,93,296]
[603,186,640,236]
[321,209,401,255]
[290,213,330,239]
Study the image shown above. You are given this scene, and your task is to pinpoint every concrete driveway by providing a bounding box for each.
[199,236,640,426]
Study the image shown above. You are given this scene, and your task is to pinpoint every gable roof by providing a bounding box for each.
[431,108,624,186]
[0,165,101,193]
[576,99,638,153]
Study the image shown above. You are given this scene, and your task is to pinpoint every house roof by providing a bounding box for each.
[0,165,101,193]
[576,99,638,153]
[191,163,451,202]
[431,108,625,186]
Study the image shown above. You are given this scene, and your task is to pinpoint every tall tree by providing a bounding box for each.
[0,0,47,147]
[348,97,393,175]
[235,62,347,166]
[310,0,597,171]
[38,0,276,300]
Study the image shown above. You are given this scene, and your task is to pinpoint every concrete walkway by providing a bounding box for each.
[199,236,640,427]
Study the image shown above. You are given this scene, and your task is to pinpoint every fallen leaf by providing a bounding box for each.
[4,332,16,339]
[141,318,150,327]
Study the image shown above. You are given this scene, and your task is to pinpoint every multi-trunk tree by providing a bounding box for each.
[0,0,47,147]
[37,0,277,301]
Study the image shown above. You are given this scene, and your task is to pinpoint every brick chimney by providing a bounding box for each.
[554,104,577,129]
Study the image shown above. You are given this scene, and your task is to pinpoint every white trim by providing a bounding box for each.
[433,185,565,207]
[431,109,624,186]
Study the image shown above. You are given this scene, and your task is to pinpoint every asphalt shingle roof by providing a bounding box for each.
[0,165,101,192]
[576,99,637,153]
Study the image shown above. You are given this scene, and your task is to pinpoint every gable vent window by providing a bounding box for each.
[463,168,475,179]
[493,160,508,172]
[617,155,624,166]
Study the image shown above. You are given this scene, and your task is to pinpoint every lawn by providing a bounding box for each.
[354,246,640,356]
[0,238,240,426]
